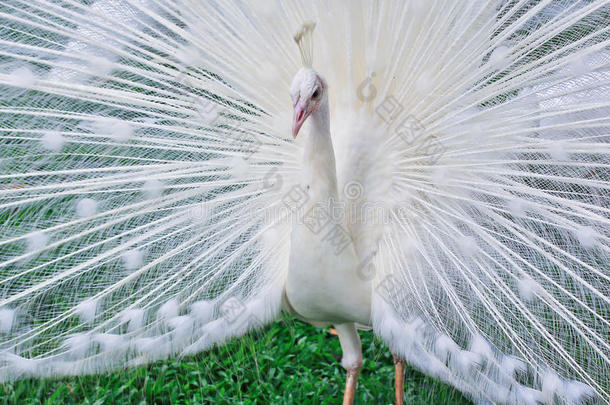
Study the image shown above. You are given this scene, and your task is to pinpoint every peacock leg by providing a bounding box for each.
[334,323,362,405]
[392,353,405,405]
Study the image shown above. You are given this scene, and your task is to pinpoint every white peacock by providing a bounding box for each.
[0,1,609,404]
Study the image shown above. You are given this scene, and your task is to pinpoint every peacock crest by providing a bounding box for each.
[294,22,316,67]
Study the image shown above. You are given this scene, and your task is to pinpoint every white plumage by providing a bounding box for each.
[0,1,609,404]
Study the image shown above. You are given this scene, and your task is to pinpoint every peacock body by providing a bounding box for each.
[0,1,609,404]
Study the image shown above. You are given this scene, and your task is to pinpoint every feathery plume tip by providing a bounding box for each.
[294,22,316,67]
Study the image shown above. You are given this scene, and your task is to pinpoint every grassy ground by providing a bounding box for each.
[1,316,472,405]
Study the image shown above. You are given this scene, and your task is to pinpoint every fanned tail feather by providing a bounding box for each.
[0,1,608,403]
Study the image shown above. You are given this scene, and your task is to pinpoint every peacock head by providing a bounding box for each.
[290,67,327,138]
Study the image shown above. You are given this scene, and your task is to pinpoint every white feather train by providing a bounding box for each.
[0,1,608,404]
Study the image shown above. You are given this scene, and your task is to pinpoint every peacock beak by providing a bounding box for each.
[292,103,310,138]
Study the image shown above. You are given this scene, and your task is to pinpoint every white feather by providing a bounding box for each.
[40,132,65,152]
[134,336,167,355]
[142,179,164,199]
[157,299,180,321]
[575,226,597,249]
[500,355,527,378]
[197,318,230,349]
[434,334,459,362]
[469,335,494,362]
[517,276,542,303]
[2,352,40,375]
[489,45,511,66]
[229,156,250,179]
[90,118,133,142]
[542,372,564,404]
[506,198,527,218]
[453,350,484,374]
[87,56,115,77]
[120,309,145,332]
[121,249,144,271]
[26,231,49,253]
[518,386,544,405]
[565,380,595,404]
[0,309,16,333]
[75,198,98,218]
[62,334,91,359]
[93,333,125,352]
[168,315,194,346]
[190,301,215,324]
[75,299,98,324]
[9,66,36,87]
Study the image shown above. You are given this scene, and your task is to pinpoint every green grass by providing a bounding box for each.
[1,317,472,405]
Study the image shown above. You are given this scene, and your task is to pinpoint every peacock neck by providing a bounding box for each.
[301,102,338,203]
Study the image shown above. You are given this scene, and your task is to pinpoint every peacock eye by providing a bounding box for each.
[312,88,320,99]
